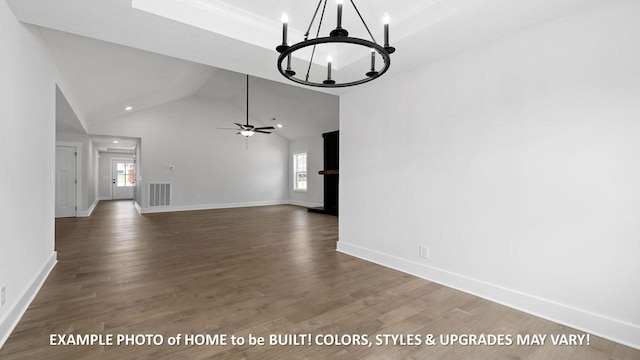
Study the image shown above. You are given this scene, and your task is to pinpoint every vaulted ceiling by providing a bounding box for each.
[7,0,608,140]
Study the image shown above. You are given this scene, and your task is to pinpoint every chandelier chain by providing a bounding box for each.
[350,0,378,44]
[306,0,328,82]
[304,0,324,41]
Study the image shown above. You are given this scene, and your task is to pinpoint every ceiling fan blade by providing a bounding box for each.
[254,130,272,134]
[234,123,244,128]
[254,126,275,130]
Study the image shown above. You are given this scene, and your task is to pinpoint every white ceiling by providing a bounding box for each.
[56,85,140,152]
[92,135,140,153]
[6,0,608,139]
[43,28,217,126]
[42,27,339,140]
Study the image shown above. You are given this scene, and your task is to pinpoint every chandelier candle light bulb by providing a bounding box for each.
[330,0,349,37]
[370,48,375,71]
[366,48,379,77]
[282,12,288,42]
[383,13,390,46]
[277,12,289,52]
[323,55,336,85]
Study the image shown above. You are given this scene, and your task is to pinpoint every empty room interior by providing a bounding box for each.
[1,0,639,359]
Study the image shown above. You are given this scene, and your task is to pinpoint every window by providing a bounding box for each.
[293,152,307,191]
[116,162,135,187]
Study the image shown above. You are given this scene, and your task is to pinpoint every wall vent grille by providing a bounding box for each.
[149,183,171,207]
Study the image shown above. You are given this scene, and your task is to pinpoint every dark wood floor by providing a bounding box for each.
[1,201,638,359]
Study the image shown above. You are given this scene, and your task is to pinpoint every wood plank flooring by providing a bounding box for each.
[1,201,638,359]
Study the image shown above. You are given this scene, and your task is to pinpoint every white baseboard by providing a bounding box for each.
[336,241,640,350]
[289,200,323,208]
[134,201,142,214]
[77,198,100,217]
[97,196,111,201]
[140,200,290,214]
[0,252,57,349]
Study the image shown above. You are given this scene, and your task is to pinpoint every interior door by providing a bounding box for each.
[112,160,135,199]
[55,146,77,218]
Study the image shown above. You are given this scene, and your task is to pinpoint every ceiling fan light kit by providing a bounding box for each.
[217,75,275,148]
[276,0,395,88]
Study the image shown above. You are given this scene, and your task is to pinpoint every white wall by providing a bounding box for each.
[289,135,324,208]
[0,2,59,347]
[338,0,640,349]
[90,95,289,212]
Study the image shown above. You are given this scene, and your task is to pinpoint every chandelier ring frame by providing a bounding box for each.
[277,36,392,88]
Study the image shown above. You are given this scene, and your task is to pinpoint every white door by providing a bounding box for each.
[55,146,77,218]
[112,160,135,199]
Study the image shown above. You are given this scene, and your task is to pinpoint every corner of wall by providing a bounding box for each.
[78,198,100,217]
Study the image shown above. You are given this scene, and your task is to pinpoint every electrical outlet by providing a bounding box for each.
[419,245,429,259]
[1,286,6,306]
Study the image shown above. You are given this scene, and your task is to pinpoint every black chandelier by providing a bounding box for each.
[276,0,396,88]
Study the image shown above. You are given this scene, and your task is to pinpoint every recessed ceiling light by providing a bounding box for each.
[112,140,120,144]
[125,106,133,111]
[277,124,283,128]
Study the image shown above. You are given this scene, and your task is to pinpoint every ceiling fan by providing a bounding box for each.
[218,74,274,138]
